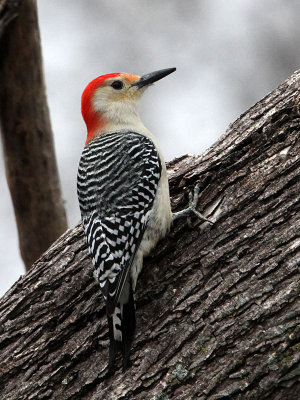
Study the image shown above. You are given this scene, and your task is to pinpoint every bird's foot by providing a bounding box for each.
[172,183,214,226]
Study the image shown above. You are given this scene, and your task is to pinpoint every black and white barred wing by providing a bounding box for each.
[77,131,161,314]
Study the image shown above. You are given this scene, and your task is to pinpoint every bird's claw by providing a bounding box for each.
[173,183,214,225]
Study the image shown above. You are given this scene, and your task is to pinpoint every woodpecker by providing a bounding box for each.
[77,68,211,371]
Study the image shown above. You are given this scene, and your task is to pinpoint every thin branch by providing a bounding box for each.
[0,0,67,269]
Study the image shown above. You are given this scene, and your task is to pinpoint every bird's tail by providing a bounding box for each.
[107,283,136,372]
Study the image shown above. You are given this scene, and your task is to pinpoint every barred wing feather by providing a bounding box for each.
[77,131,161,314]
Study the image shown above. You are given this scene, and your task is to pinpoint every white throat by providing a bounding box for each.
[93,97,146,133]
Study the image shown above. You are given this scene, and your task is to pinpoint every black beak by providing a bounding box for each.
[132,67,176,88]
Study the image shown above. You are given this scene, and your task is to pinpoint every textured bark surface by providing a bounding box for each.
[0,71,299,400]
[0,0,67,269]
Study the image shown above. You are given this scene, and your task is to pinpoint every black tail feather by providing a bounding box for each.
[107,314,120,373]
[107,286,136,372]
[121,286,136,371]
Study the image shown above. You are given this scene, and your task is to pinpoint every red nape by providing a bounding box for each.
[81,73,121,145]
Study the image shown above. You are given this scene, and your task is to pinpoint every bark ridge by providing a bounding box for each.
[0,71,299,399]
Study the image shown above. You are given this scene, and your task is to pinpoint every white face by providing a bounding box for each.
[92,74,147,127]
[92,75,145,112]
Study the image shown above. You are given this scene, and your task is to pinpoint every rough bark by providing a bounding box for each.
[0,71,299,400]
[0,0,67,270]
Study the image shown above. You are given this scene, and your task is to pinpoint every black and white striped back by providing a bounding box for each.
[77,130,161,313]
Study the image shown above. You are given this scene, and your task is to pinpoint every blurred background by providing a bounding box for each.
[0,0,299,296]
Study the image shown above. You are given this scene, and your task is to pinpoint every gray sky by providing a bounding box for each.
[0,0,299,296]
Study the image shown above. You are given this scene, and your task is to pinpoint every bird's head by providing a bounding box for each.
[81,68,176,145]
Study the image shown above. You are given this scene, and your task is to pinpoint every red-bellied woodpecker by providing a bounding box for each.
[77,68,212,372]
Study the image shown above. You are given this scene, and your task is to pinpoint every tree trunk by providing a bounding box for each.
[0,70,299,400]
[0,0,67,270]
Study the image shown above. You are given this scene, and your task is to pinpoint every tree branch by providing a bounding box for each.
[0,70,299,399]
[0,0,67,269]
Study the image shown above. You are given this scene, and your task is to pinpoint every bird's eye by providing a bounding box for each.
[111,80,124,90]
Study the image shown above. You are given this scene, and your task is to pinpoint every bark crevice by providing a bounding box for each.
[0,71,299,399]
